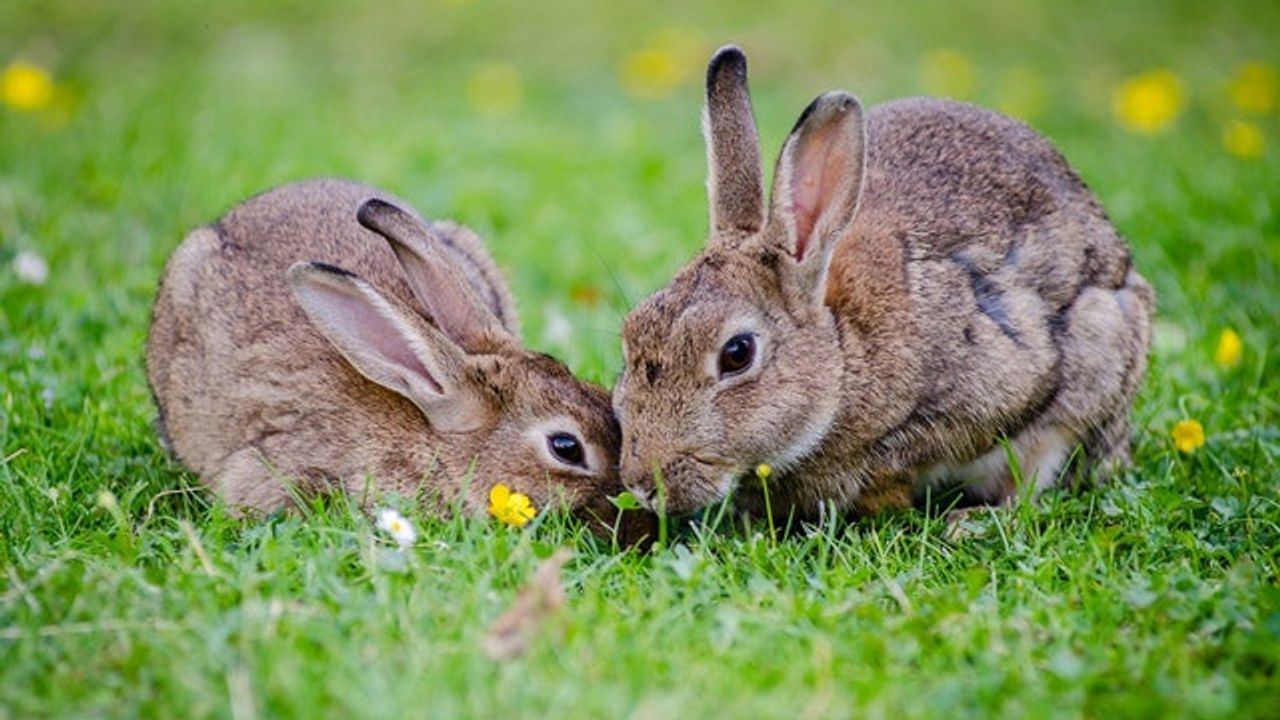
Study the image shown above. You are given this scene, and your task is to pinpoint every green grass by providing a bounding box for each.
[2,0,1279,717]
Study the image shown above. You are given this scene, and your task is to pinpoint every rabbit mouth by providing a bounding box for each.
[665,455,742,513]
[572,497,658,550]
[622,452,743,515]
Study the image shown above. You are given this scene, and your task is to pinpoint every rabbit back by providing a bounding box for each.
[827,99,1153,498]
[146,179,514,498]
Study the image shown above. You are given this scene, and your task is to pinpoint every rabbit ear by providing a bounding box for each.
[767,92,867,299]
[356,199,513,353]
[704,45,766,242]
[288,262,487,432]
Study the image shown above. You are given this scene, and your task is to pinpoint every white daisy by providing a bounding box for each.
[13,250,48,285]
[375,508,417,549]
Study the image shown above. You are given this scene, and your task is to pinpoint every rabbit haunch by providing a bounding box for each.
[147,178,650,540]
[613,47,1153,518]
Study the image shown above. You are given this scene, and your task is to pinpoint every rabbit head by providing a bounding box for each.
[613,47,867,514]
[150,179,655,544]
[296,199,651,537]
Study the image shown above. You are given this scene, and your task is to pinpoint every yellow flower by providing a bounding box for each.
[619,27,702,101]
[1214,328,1243,369]
[755,463,772,481]
[1227,62,1277,114]
[1112,69,1184,135]
[1171,419,1205,454]
[2,59,54,112]
[466,62,522,118]
[919,49,975,100]
[1222,120,1265,159]
[489,483,537,528]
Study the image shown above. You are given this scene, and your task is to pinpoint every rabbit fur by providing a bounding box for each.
[613,47,1154,519]
[148,178,647,537]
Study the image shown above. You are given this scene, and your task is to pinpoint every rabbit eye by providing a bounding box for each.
[718,333,756,377]
[547,432,586,468]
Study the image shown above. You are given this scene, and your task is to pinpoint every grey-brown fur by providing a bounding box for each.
[613,47,1153,519]
[148,178,652,540]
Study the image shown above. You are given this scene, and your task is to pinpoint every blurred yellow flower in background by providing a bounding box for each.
[1170,419,1205,454]
[1222,119,1265,159]
[489,483,537,528]
[1213,328,1243,368]
[1227,62,1276,114]
[2,59,54,112]
[466,62,522,117]
[919,49,975,99]
[1112,69,1184,134]
[620,27,703,101]
[622,49,680,100]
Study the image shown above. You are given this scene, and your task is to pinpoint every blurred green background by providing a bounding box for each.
[2,1,1278,717]
[2,0,1277,383]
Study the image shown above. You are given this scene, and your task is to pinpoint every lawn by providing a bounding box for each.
[2,0,1279,717]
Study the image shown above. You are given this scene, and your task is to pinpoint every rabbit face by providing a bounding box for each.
[287,258,645,535]
[612,48,868,515]
[474,353,656,545]
[614,246,844,514]
[463,349,628,519]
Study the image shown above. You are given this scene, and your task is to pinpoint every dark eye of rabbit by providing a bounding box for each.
[718,333,756,377]
[547,432,586,467]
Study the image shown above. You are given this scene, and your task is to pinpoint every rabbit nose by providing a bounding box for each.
[621,463,657,508]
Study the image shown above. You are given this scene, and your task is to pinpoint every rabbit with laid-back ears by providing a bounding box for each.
[147,178,653,541]
[613,47,1153,519]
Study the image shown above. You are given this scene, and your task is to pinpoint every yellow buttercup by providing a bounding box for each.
[489,483,537,528]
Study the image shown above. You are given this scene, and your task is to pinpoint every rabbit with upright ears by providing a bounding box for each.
[148,178,653,542]
[613,47,1153,519]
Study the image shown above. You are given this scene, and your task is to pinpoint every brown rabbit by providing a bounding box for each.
[147,178,652,540]
[613,47,1154,519]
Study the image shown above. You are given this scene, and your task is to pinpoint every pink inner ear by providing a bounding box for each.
[327,290,443,395]
[789,123,850,261]
[790,167,820,259]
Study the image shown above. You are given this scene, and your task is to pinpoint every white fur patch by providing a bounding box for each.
[1023,425,1077,491]
[919,424,1079,501]
[772,410,834,471]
